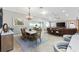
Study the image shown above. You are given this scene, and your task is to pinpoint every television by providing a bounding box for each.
[56,22,65,28]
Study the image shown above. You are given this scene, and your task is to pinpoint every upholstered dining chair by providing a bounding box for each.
[29,33,37,41]
[34,28,42,42]
[21,28,28,40]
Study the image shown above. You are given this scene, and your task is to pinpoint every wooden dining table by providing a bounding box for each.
[25,29,37,41]
[25,29,37,35]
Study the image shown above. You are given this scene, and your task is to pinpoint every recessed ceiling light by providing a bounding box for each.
[41,10,48,15]
[65,13,69,17]
[62,10,66,13]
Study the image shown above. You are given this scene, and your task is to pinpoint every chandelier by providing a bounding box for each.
[26,7,32,20]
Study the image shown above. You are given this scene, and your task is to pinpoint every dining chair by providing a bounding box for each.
[21,28,29,40]
[29,33,37,41]
[34,28,42,42]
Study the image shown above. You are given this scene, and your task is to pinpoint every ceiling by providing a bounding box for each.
[3,7,79,21]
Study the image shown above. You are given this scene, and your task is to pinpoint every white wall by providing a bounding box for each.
[3,9,28,34]
[3,9,69,34]
[3,9,48,34]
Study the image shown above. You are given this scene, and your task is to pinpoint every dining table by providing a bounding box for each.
[25,29,37,41]
[25,29,37,35]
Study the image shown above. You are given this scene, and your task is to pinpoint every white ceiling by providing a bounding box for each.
[3,7,79,21]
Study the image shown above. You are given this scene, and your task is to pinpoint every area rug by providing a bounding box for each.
[15,37,48,52]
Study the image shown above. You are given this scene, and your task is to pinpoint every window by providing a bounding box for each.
[45,22,50,27]
[29,22,41,28]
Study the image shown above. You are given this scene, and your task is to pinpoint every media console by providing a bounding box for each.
[47,27,77,36]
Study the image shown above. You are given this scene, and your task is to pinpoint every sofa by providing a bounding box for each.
[47,27,77,36]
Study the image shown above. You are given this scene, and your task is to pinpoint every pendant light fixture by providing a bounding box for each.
[26,7,32,20]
